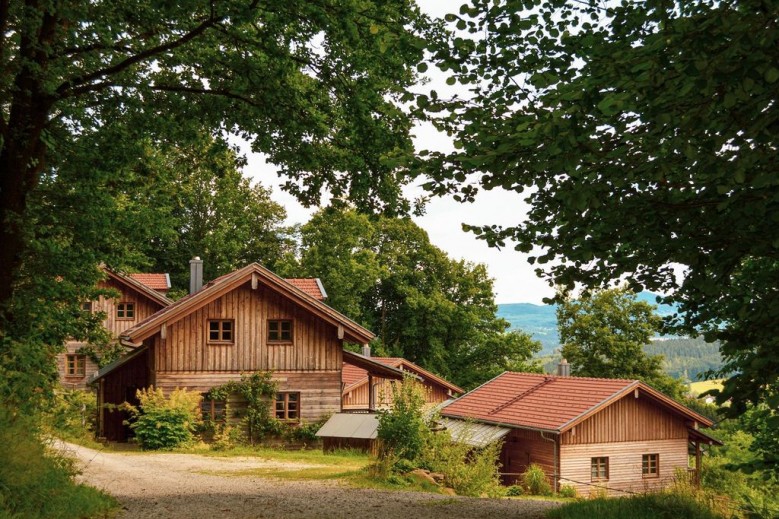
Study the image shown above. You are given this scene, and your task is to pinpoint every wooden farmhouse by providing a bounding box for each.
[90,261,402,441]
[441,371,721,496]
[58,268,172,389]
[342,355,464,410]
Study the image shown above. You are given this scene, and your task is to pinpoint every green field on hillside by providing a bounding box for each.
[689,379,724,396]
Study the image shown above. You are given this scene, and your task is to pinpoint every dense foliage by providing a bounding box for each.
[557,288,685,397]
[124,387,203,450]
[291,207,541,388]
[645,338,724,381]
[207,371,281,444]
[377,376,428,462]
[418,0,779,468]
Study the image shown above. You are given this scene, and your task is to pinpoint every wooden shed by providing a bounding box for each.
[442,372,722,496]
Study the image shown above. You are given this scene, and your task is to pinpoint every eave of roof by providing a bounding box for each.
[104,268,173,307]
[342,350,405,381]
[342,357,464,395]
[88,346,148,384]
[121,263,375,344]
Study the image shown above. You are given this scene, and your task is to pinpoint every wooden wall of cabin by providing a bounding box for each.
[98,349,150,441]
[96,278,165,338]
[154,371,342,422]
[500,428,557,486]
[559,438,688,496]
[342,377,452,410]
[154,283,342,373]
[56,341,100,389]
[561,393,688,445]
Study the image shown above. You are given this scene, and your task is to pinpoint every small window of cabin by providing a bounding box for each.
[66,354,86,377]
[268,320,293,343]
[208,320,234,344]
[200,395,226,422]
[116,302,135,320]
[81,301,93,313]
[275,392,299,421]
[642,453,659,478]
[591,457,609,481]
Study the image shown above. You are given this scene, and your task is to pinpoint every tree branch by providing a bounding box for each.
[56,14,222,98]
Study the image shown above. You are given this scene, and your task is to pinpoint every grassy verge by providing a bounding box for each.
[546,493,724,519]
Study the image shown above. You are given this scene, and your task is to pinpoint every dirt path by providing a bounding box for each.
[62,442,561,519]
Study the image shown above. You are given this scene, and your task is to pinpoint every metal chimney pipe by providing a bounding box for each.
[557,358,570,377]
[189,257,203,294]
[362,344,371,357]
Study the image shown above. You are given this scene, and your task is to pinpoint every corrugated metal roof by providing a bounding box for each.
[316,413,379,439]
[437,418,511,448]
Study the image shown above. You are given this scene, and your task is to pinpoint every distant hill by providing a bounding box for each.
[497,295,724,379]
[497,291,678,354]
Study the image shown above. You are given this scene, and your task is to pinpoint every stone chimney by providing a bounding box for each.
[189,257,203,294]
[557,358,571,377]
[361,344,371,357]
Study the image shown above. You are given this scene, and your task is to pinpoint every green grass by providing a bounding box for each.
[545,493,723,519]
[689,379,724,396]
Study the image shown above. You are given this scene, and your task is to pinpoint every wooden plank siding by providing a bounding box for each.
[562,394,688,445]
[343,378,452,410]
[153,371,342,423]
[153,283,342,373]
[560,438,688,496]
[500,428,557,486]
[98,348,150,441]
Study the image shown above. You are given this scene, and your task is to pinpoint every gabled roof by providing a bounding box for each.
[342,350,405,381]
[128,273,171,292]
[342,356,464,395]
[104,268,173,307]
[284,278,327,300]
[120,263,374,345]
[441,371,714,434]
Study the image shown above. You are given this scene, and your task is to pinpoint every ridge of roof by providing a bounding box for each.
[121,263,374,344]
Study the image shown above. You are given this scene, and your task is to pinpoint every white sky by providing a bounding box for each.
[243,0,555,305]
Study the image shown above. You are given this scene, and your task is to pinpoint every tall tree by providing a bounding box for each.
[0,0,431,320]
[294,207,540,388]
[557,288,683,397]
[419,0,779,420]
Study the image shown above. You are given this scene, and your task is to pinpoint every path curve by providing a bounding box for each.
[62,442,561,519]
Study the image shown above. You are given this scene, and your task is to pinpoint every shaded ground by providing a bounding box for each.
[62,442,561,518]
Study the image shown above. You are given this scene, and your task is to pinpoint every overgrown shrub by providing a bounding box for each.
[558,484,578,498]
[206,372,280,444]
[506,485,524,496]
[546,491,724,519]
[43,389,97,441]
[283,416,329,444]
[522,463,553,496]
[123,387,202,450]
[376,376,428,461]
[210,423,243,451]
[0,410,115,518]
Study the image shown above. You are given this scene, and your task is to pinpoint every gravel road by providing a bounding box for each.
[62,442,561,519]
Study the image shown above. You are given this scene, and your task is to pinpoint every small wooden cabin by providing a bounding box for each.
[342,356,464,410]
[58,268,172,389]
[441,372,721,496]
[91,263,401,441]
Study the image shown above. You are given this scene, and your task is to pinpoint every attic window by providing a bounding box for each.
[116,302,135,320]
[268,320,292,342]
[591,457,609,481]
[208,320,234,343]
[66,354,86,377]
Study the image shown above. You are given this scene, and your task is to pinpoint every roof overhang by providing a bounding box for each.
[688,426,724,446]
[342,350,405,381]
[88,346,148,384]
[437,417,511,448]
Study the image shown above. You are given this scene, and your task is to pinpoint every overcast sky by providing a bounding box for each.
[243,0,555,305]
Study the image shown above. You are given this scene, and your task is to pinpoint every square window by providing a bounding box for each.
[275,392,301,421]
[208,320,235,343]
[66,354,86,376]
[642,454,659,478]
[81,301,93,313]
[117,302,135,320]
[591,457,609,481]
[268,320,293,342]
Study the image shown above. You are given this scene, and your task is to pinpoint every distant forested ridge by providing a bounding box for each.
[498,298,724,379]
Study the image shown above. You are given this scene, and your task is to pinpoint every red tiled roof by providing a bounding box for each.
[342,357,464,395]
[284,278,326,300]
[128,273,170,291]
[442,372,636,432]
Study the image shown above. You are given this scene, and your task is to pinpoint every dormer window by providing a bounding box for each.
[268,320,292,343]
[208,320,234,344]
[117,302,135,320]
